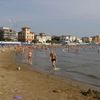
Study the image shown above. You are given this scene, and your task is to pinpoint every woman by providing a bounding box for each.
[28,50,32,64]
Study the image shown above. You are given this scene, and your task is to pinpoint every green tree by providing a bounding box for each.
[46,40,51,43]
[32,39,39,43]
[51,36,60,43]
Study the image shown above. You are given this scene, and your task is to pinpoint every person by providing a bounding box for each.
[50,51,57,68]
[28,50,32,64]
[97,48,100,54]
[17,66,21,71]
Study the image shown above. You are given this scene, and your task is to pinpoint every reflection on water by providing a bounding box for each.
[18,45,100,88]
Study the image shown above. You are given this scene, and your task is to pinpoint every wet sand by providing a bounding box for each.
[0,47,100,100]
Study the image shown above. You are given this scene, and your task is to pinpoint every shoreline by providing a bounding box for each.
[0,47,100,100]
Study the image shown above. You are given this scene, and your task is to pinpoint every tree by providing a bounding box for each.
[51,36,60,43]
[32,39,39,43]
[5,38,13,41]
[46,40,51,43]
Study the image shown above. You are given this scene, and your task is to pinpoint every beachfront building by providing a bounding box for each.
[36,32,51,44]
[82,37,93,43]
[0,27,18,41]
[18,26,35,43]
[60,35,76,43]
[60,35,81,43]
[92,35,100,44]
[82,35,100,44]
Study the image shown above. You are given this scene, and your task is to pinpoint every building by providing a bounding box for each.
[92,35,100,43]
[0,27,17,41]
[60,35,81,43]
[81,36,100,43]
[82,37,91,43]
[36,32,51,44]
[18,26,35,43]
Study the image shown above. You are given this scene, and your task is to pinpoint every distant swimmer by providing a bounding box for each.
[50,51,57,69]
[28,51,32,64]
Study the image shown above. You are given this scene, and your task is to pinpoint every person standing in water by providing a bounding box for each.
[50,51,57,69]
[28,50,32,64]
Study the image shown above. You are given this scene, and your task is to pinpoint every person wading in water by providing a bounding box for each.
[50,51,57,69]
[28,50,32,64]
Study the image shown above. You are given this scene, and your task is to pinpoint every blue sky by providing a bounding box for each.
[0,0,100,36]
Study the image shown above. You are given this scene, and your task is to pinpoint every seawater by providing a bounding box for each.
[31,46,100,89]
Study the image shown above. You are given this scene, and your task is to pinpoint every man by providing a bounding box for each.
[50,51,57,68]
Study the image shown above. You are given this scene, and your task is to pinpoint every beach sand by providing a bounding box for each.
[0,47,100,100]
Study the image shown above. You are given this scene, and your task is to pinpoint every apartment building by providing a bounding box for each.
[18,26,35,43]
[92,35,100,43]
[0,27,17,41]
[36,32,51,44]
[60,35,82,43]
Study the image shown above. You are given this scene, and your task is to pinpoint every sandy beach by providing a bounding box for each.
[0,47,100,100]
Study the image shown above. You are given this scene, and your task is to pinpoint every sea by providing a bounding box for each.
[17,45,100,89]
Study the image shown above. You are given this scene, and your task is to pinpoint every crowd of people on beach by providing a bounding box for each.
[0,43,100,71]
[13,43,100,70]
[14,44,58,70]
[14,45,33,65]
[1,44,100,100]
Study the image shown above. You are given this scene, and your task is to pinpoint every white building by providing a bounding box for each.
[36,33,51,44]
[60,35,82,44]
[60,35,76,42]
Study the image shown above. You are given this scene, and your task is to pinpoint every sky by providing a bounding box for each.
[0,0,100,37]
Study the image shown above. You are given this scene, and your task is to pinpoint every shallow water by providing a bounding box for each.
[17,45,100,88]
[30,46,100,88]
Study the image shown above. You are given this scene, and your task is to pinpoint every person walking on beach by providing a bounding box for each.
[50,51,57,69]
